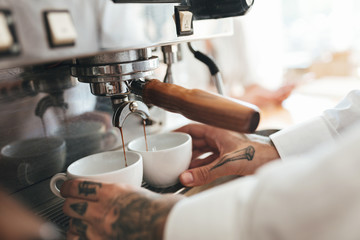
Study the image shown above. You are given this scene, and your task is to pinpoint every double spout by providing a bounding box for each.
[111,97,150,128]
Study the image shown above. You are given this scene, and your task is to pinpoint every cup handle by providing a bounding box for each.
[50,173,68,198]
[17,163,34,186]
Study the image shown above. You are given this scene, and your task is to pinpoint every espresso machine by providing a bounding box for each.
[0,0,256,237]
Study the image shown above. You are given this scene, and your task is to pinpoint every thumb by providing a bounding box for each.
[179,165,217,187]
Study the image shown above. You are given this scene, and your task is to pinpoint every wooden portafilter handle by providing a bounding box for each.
[140,79,260,133]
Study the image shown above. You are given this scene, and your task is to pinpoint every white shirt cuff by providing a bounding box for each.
[270,116,338,160]
[164,177,257,240]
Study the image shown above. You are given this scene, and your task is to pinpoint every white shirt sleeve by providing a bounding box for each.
[164,176,258,240]
[164,121,360,240]
[246,123,360,240]
[270,90,360,160]
[164,90,360,240]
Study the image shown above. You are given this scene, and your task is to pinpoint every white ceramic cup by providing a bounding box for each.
[128,132,192,188]
[50,151,143,198]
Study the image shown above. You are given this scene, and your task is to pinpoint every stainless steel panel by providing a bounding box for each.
[0,0,232,69]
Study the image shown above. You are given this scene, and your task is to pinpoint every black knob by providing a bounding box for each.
[189,0,254,20]
[112,0,181,3]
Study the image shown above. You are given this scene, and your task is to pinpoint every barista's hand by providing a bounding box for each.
[61,180,184,240]
[0,189,59,240]
[175,124,280,187]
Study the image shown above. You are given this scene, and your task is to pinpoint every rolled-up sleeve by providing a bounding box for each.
[164,176,258,240]
[270,90,360,160]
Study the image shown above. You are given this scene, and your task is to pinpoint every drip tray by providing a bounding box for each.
[36,198,69,232]
[142,181,190,195]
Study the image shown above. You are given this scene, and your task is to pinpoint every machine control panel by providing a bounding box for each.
[44,11,77,47]
[0,12,13,51]
[0,10,19,56]
[0,2,233,69]
[174,6,194,36]
[179,10,193,32]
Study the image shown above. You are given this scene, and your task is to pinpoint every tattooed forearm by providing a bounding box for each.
[210,146,255,171]
[78,181,102,196]
[70,202,88,216]
[104,193,182,240]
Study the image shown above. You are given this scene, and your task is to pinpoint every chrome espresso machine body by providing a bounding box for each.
[0,0,256,235]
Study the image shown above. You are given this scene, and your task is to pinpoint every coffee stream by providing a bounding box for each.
[143,119,149,152]
[118,127,128,167]
[118,119,149,168]
[40,117,47,137]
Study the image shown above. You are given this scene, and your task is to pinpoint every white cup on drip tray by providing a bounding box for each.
[128,132,192,188]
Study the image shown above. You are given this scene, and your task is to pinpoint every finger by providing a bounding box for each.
[192,150,205,159]
[67,231,103,240]
[68,218,105,240]
[61,179,112,201]
[192,138,209,149]
[180,153,242,187]
[192,140,220,156]
[192,147,216,159]
[189,153,219,169]
[66,231,80,240]
[179,165,215,187]
[175,124,217,141]
[173,123,206,136]
[175,124,222,150]
[63,199,103,223]
[68,218,92,240]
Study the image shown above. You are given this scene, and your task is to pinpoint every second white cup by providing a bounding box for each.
[128,132,192,188]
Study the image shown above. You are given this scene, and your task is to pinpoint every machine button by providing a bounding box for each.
[45,11,77,47]
[174,7,193,36]
[179,11,193,32]
[0,12,13,52]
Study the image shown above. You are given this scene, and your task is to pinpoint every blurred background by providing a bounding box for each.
[169,0,360,130]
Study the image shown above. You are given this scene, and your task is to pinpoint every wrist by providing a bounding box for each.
[152,195,184,240]
[240,138,280,175]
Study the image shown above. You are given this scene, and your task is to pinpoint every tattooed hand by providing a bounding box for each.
[174,124,280,187]
[61,180,184,240]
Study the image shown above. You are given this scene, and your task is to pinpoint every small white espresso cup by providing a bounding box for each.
[128,132,192,188]
[50,151,143,198]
